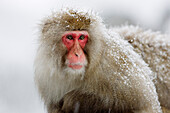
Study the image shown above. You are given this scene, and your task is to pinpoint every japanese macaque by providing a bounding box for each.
[34,8,169,113]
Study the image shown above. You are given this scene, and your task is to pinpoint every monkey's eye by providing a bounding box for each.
[66,35,73,40]
[79,35,85,40]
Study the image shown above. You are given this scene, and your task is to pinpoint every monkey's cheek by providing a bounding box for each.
[68,64,83,70]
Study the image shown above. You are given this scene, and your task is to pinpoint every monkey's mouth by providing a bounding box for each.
[68,64,83,70]
[65,60,87,70]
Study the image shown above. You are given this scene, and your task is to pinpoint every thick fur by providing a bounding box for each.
[34,8,168,113]
[112,26,170,110]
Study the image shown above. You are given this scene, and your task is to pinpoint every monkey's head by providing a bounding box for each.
[36,8,105,79]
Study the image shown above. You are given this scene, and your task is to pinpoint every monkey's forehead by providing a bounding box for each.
[60,11,91,31]
[43,8,101,31]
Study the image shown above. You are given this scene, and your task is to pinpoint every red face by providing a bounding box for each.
[62,31,88,70]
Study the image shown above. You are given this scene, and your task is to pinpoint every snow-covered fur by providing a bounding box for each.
[112,26,170,109]
[34,8,169,113]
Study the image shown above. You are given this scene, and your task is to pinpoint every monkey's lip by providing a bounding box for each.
[68,64,83,69]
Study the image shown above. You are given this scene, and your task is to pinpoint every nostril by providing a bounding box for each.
[75,53,78,57]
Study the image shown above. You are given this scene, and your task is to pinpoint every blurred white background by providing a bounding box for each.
[0,0,170,113]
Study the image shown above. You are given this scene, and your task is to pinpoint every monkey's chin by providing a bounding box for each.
[64,60,87,78]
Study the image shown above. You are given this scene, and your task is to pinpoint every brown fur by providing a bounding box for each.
[34,8,167,113]
[162,107,170,113]
[42,9,92,33]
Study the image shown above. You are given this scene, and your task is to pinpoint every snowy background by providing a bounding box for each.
[0,0,170,113]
